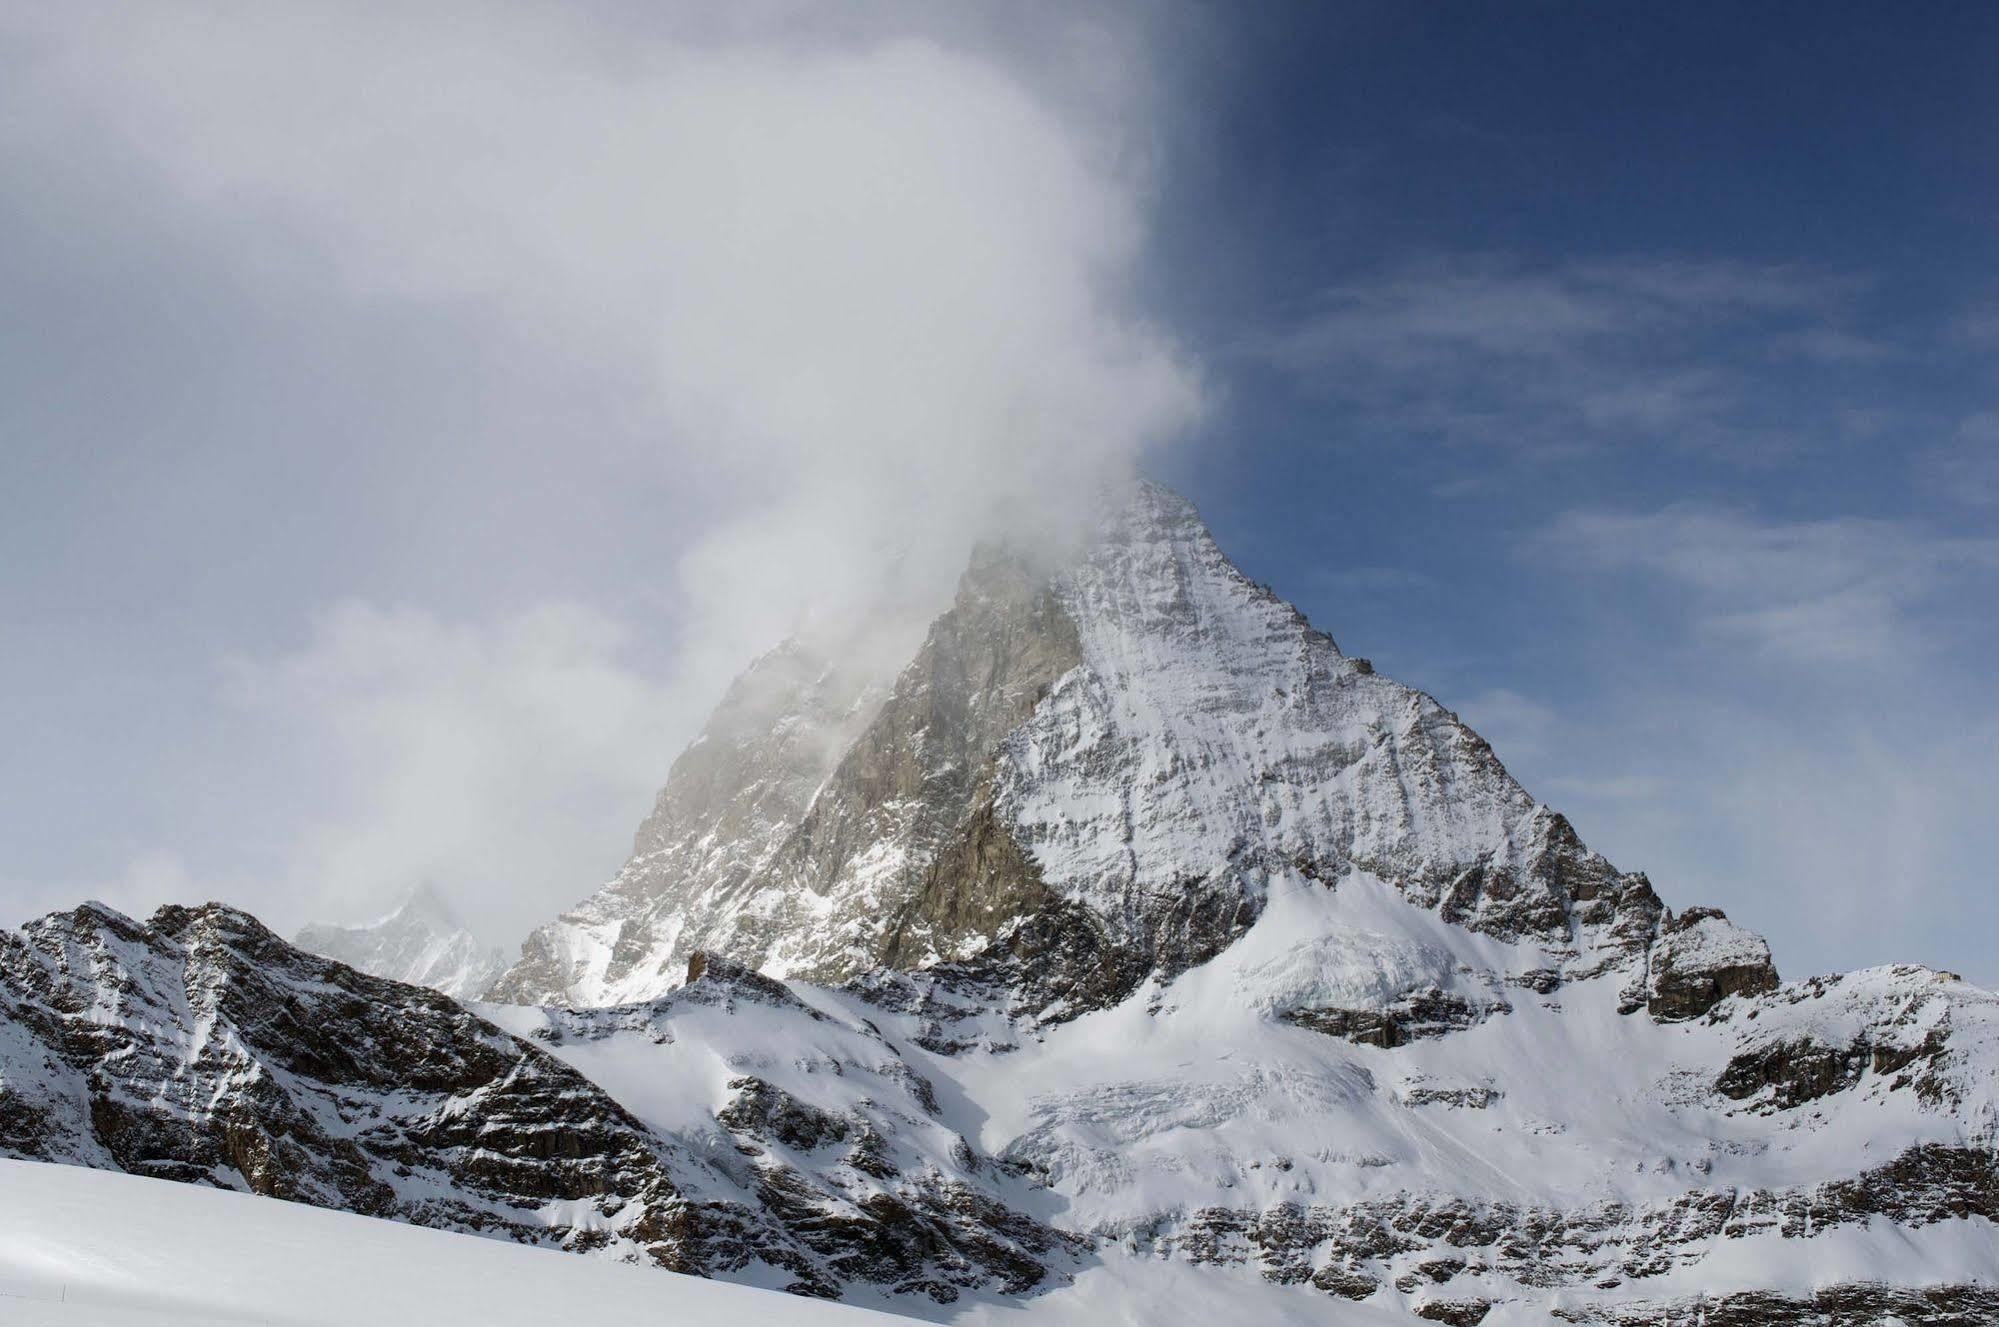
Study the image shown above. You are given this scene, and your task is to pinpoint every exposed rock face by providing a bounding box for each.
[0,902,680,1234]
[1645,905,1778,1021]
[294,882,508,1000]
[486,948,1082,1303]
[8,482,1998,1322]
[1152,1136,1999,1312]
[742,544,1087,982]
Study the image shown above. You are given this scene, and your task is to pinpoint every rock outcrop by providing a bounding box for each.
[1645,905,1779,1021]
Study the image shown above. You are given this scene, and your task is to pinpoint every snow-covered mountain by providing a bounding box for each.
[294,882,508,1000]
[495,483,1725,1023]
[5,483,1997,1324]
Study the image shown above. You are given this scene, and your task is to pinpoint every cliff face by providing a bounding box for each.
[487,637,890,1006]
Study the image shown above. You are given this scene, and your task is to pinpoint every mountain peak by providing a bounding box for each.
[490,478,1680,1018]
[294,886,507,1001]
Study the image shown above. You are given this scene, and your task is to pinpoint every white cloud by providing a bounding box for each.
[1248,254,1867,457]
[1534,505,1999,665]
[222,601,693,942]
[0,3,1201,935]
[1494,504,1999,981]
[3,852,201,932]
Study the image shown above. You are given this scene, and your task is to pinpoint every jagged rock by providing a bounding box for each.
[489,638,893,1005]
[719,1078,850,1152]
[1400,1080,1503,1109]
[495,484,1677,1024]
[1645,906,1778,1021]
[1282,988,1504,1047]
[1567,1284,1999,1326]
[0,902,690,1242]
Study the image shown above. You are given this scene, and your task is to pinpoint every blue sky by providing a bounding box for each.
[2,3,1994,981]
[1145,3,1999,981]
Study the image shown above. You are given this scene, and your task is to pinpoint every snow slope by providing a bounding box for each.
[0,1158,913,1327]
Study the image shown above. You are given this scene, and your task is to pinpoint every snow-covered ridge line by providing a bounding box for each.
[4,889,1997,1323]
[0,901,1078,1305]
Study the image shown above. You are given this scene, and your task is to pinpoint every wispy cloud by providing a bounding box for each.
[0,2,1200,934]
[1495,503,1999,980]
[221,601,694,941]
[3,852,201,932]
[1917,412,1999,509]
[1532,505,1999,665]
[1246,254,1882,458]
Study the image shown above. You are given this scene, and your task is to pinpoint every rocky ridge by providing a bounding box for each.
[0,901,1072,1302]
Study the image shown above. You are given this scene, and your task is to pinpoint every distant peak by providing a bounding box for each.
[396,881,459,926]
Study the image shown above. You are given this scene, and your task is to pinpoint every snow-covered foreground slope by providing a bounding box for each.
[0,1158,913,1327]
[0,1159,1412,1327]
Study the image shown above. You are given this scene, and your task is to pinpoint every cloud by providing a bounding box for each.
[220,601,696,942]
[1246,254,1873,457]
[0,2,1200,933]
[1532,505,1999,665]
[1495,504,1999,982]
[3,853,201,932]
[1917,412,1999,509]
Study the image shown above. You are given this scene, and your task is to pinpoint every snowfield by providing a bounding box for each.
[0,1158,913,1327]
[0,1159,1415,1326]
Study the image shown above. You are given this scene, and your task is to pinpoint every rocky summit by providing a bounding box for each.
[6,483,1998,1324]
